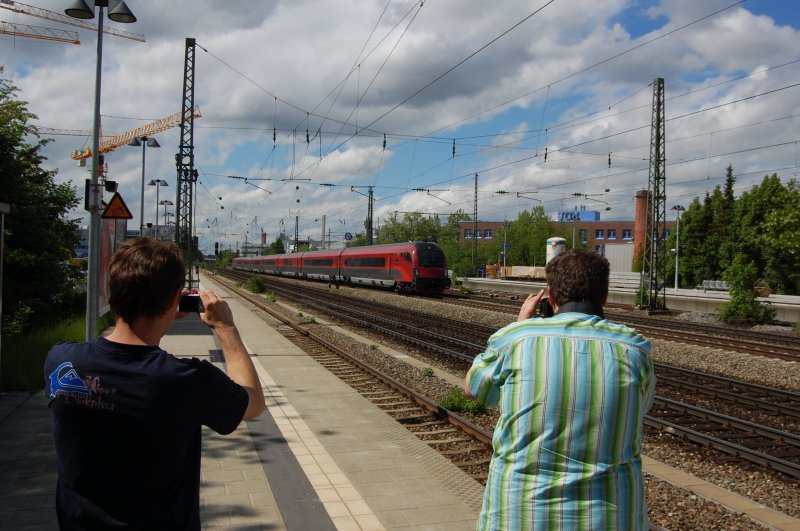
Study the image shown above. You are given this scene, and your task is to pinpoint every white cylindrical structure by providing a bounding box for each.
[546,237,566,263]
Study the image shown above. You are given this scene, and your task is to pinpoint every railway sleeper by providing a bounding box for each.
[376,400,416,408]
[426,437,474,446]
[441,445,489,456]
[770,448,800,459]
[360,390,393,397]
[716,434,783,446]
[417,428,458,436]
[390,408,428,420]
[455,456,492,467]
[397,418,446,427]
[345,376,373,384]
[370,396,409,403]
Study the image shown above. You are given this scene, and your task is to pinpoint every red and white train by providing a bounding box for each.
[231,241,451,295]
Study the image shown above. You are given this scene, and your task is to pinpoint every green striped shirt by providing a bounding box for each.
[466,312,654,530]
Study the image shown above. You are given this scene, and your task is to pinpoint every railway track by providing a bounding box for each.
[445,290,800,362]
[216,271,800,478]
[210,272,494,483]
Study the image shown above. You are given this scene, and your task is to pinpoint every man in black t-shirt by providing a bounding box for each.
[44,237,265,530]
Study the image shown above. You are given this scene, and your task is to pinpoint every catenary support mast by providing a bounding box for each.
[640,77,667,311]
[176,37,197,286]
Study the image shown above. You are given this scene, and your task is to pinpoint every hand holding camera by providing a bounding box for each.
[536,297,554,317]
[179,293,204,313]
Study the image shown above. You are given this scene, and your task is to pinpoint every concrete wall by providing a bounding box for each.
[605,243,635,272]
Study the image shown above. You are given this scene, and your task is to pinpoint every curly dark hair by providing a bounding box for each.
[545,248,609,307]
[108,237,185,325]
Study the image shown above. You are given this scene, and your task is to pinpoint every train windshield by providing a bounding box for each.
[418,246,446,267]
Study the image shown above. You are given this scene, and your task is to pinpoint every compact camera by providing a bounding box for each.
[179,294,204,313]
[536,297,554,317]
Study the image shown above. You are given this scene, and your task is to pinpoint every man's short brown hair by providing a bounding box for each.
[108,237,185,325]
[545,248,609,307]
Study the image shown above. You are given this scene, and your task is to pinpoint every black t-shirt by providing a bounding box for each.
[44,337,249,530]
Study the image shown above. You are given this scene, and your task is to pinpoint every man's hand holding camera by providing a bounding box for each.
[517,288,555,322]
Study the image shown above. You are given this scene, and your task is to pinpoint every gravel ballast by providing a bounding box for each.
[240,278,800,530]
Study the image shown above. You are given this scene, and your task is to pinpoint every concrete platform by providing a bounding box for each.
[2,270,798,530]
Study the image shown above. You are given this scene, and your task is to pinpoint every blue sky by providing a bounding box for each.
[2,0,799,252]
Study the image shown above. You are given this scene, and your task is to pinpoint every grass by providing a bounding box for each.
[439,388,486,414]
[1,313,113,392]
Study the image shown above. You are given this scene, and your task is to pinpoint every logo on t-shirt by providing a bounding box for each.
[48,361,91,399]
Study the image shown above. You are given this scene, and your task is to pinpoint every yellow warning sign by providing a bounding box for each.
[101,193,133,219]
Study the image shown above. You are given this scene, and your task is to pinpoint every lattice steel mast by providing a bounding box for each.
[176,37,198,286]
[639,77,667,311]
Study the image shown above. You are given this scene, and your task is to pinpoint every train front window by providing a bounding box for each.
[418,248,445,267]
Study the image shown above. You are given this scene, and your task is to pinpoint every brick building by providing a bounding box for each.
[459,190,675,271]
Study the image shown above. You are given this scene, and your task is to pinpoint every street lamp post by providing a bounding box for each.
[502,220,509,272]
[129,136,160,236]
[65,0,137,341]
[163,212,174,240]
[148,179,168,237]
[158,199,173,239]
[671,205,685,290]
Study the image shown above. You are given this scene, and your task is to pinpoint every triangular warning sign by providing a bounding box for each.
[101,192,133,219]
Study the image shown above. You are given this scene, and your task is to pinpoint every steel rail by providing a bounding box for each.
[211,273,492,445]
[648,397,800,478]
[219,270,800,477]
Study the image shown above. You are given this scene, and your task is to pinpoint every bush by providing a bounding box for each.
[1,312,114,391]
[439,388,486,414]
[718,254,776,324]
[246,275,266,293]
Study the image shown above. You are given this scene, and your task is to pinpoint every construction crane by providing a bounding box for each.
[68,106,202,176]
[0,20,79,43]
[0,0,145,42]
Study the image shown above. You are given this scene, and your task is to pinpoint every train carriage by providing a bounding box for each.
[231,241,450,295]
[299,250,339,282]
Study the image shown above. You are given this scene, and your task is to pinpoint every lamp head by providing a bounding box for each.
[65,0,94,20]
[108,0,137,23]
[128,137,142,147]
[145,137,160,148]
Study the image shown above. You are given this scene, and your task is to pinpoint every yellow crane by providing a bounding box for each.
[0,0,145,42]
[0,20,79,43]
[67,106,202,175]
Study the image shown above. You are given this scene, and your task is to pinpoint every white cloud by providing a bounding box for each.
[3,0,799,249]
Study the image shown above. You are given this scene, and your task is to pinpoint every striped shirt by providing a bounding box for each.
[466,312,655,530]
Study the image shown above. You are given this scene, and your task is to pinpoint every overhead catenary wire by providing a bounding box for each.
[185,1,795,246]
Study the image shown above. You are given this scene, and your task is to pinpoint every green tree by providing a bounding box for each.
[679,196,714,287]
[703,187,726,280]
[439,210,470,245]
[437,211,472,276]
[715,165,736,271]
[377,211,442,243]
[264,235,285,254]
[0,79,81,336]
[733,174,795,293]
[217,249,237,268]
[759,199,800,294]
